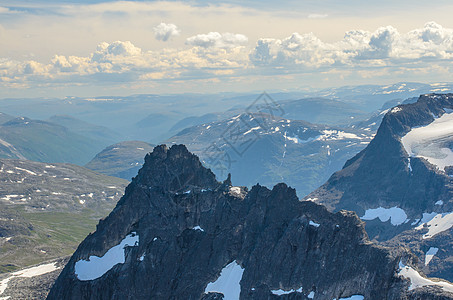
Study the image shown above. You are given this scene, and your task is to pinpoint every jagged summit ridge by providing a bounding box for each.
[134,144,221,192]
[48,144,447,300]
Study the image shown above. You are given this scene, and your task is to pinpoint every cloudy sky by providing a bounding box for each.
[1,0,453,97]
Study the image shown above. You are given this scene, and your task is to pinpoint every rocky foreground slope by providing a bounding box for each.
[305,94,453,282]
[48,145,453,299]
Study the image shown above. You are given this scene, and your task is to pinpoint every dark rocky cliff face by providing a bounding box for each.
[305,94,453,281]
[48,145,449,300]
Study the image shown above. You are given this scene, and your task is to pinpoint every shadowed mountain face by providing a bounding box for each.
[305,94,453,281]
[48,144,451,300]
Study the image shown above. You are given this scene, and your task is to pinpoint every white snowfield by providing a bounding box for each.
[336,296,364,300]
[425,247,439,266]
[309,220,320,227]
[243,126,261,136]
[398,261,453,293]
[401,111,453,171]
[284,129,366,145]
[284,134,307,144]
[271,287,303,295]
[229,187,241,195]
[14,167,37,176]
[360,207,408,226]
[316,130,363,141]
[11,263,58,278]
[416,212,453,239]
[192,225,204,232]
[391,107,402,113]
[75,232,139,281]
[204,261,244,300]
[0,262,59,297]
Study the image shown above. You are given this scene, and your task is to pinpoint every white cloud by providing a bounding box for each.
[1,22,453,95]
[186,32,248,49]
[364,25,399,58]
[0,40,249,88]
[308,14,328,19]
[250,32,336,68]
[92,41,142,61]
[250,22,453,69]
[153,23,181,42]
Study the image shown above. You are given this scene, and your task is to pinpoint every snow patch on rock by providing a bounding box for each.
[229,187,241,195]
[398,261,453,293]
[425,247,439,266]
[315,130,363,141]
[193,226,204,232]
[75,232,139,281]
[271,287,302,295]
[204,261,244,300]
[338,296,365,300]
[360,207,408,226]
[0,262,59,297]
[416,212,453,239]
[401,112,453,171]
[309,220,320,227]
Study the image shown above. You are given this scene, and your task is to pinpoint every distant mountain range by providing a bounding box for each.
[0,115,120,165]
[47,115,121,146]
[1,82,451,144]
[315,82,453,112]
[166,113,373,197]
[85,141,155,180]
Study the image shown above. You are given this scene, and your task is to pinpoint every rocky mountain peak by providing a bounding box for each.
[305,93,453,283]
[133,144,220,193]
[48,144,450,300]
[374,93,453,140]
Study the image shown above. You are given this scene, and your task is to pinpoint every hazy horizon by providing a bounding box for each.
[1,1,453,98]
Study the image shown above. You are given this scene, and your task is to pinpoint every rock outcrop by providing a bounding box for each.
[48,144,452,299]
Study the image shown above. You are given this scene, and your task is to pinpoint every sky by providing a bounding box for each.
[1,0,453,97]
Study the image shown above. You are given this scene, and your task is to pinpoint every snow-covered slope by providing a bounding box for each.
[402,108,453,171]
